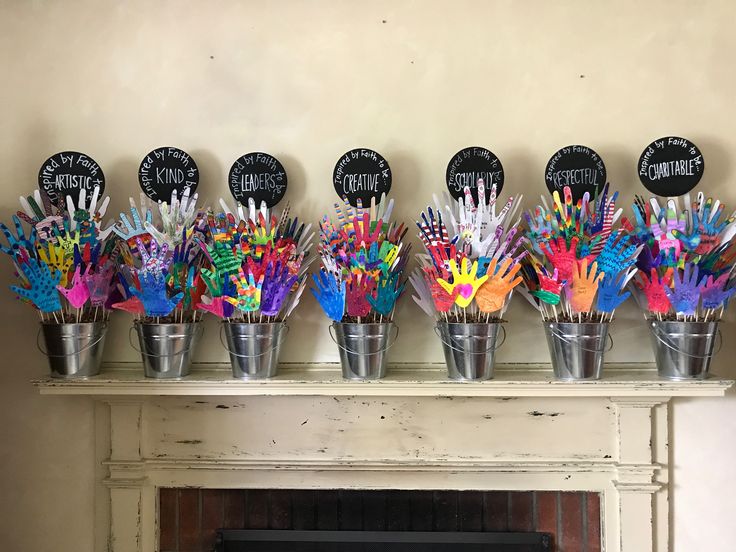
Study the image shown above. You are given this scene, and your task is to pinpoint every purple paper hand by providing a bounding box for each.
[700,274,736,310]
[84,264,114,307]
[663,264,704,315]
[260,263,298,316]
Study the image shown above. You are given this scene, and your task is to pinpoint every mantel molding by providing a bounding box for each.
[33,363,733,398]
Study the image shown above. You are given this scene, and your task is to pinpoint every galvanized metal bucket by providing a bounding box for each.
[38,322,107,379]
[132,322,202,379]
[435,322,506,381]
[329,322,398,380]
[648,320,721,380]
[544,322,613,380]
[220,322,288,379]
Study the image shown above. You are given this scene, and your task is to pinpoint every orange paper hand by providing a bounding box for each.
[569,259,604,313]
[476,258,523,313]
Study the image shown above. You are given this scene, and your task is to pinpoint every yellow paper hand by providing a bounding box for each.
[37,244,73,287]
[476,258,523,313]
[438,258,488,308]
[569,259,604,313]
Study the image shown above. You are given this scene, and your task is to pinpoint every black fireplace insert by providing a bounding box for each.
[215,529,552,551]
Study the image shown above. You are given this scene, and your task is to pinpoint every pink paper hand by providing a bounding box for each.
[57,266,90,309]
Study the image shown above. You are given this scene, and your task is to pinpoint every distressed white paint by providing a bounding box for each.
[51,367,730,552]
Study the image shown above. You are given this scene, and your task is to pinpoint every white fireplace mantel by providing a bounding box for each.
[34,364,733,552]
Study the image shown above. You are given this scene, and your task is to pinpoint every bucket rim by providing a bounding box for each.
[133,321,202,328]
[40,321,108,328]
[333,321,396,327]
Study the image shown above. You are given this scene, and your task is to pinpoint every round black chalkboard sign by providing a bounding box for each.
[545,145,606,201]
[228,152,287,208]
[446,146,504,204]
[332,148,392,207]
[138,147,199,203]
[638,137,704,196]
[38,151,105,204]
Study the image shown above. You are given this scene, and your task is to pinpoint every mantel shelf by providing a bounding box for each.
[33,363,733,398]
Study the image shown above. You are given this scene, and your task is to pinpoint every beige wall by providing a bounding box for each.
[0,0,734,549]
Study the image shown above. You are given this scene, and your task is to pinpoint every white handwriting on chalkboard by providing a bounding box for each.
[232,173,286,198]
[343,173,380,194]
[647,159,697,181]
[451,171,501,193]
[552,168,599,189]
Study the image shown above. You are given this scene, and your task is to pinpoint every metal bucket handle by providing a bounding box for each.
[548,326,614,353]
[128,324,205,357]
[433,324,507,354]
[650,324,723,359]
[36,326,106,358]
[219,323,289,358]
[328,323,399,356]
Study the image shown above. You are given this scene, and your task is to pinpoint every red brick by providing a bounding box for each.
[159,488,178,552]
[535,491,558,545]
[178,489,201,551]
[223,490,245,528]
[509,492,534,532]
[482,492,508,531]
[560,492,584,552]
[201,490,224,550]
[587,493,602,552]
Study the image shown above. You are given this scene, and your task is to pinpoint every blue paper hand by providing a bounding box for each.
[112,196,153,242]
[595,273,631,313]
[131,272,183,316]
[663,263,704,315]
[0,215,36,256]
[10,258,62,312]
[310,271,345,321]
[595,232,638,277]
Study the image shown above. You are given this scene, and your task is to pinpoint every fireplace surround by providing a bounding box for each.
[35,363,733,552]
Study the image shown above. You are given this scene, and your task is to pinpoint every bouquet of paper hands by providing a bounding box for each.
[2,185,117,323]
[410,180,526,323]
[312,195,410,323]
[622,192,736,321]
[520,184,640,323]
[111,190,313,323]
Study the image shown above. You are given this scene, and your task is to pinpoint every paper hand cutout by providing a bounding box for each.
[36,243,74,287]
[530,267,565,306]
[85,265,114,307]
[663,263,704,315]
[524,207,553,254]
[417,207,449,250]
[57,266,90,309]
[11,258,62,312]
[130,272,183,317]
[569,259,603,313]
[700,273,736,310]
[111,296,145,315]
[423,267,459,312]
[346,274,375,317]
[634,268,673,314]
[226,268,264,312]
[65,185,113,240]
[147,187,199,246]
[111,195,153,243]
[438,258,488,308]
[595,273,631,313]
[197,295,235,319]
[0,215,36,256]
[353,213,382,247]
[409,269,435,317]
[260,263,298,316]
[204,240,242,275]
[541,236,579,281]
[476,258,523,313]
[635,245,660,273]
[136,238,170,276]
[310,271,345,321]
[367,272,404,316]
[594,232,638,277]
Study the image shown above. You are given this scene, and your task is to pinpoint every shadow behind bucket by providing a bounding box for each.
[544,322,610,381]
[331,322,397,380]
[649,320,720,380]
[41,322,107,379]
[222,322,287,379]
[135,322,201,379]
[436,322,505,381]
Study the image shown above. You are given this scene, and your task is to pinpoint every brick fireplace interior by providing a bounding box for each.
[159,488,601,552]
